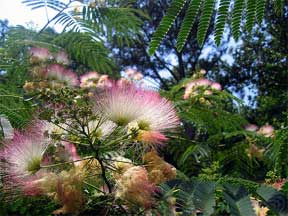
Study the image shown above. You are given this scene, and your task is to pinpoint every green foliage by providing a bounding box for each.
[256,0,266,23]
[148,0,285,54]
[197,0,215,46]
[54,32,117,74]
[223,185,256,216]
[214,0,230,46]
[246,0,257,32]
[177,0,203,51]
[257,185,288,215]
[148,0,187,55]
[0,196,57,216]
[231,0,245,40]
[266,126,288,177]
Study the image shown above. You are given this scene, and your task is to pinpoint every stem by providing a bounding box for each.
[83,181,105,194]
[40,156,94,168]
[98,158,112,193]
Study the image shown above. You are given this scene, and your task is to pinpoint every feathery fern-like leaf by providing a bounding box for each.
[214,0,230,46]
[149,0,187,55]
[256,0,266,24]
[231,0,245,40]
[246,0,256,33]
[53,32,116,74]
[197,0,215,46]
[22,0,66,11]
[176,0,203,52]
[273,0,284,16]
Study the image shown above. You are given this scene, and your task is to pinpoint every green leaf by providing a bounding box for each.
[214,0,230,46]
[245,0,256,33]
[194,181,216,215]
[223,185,256,216]
[176,0,203,52]
[231,0,245,40]
[197,0,215,46]
[149,0,187,55]
[256,0,266,24]
[257,185,288,215]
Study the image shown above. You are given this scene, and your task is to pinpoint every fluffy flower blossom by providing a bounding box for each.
[80,72,112,89]
[44,64,79,87]
[80,72,100,88]
[111,156,133,180]
[85,119,116,139]
[257,124,274,137]
[0,129,48,184]
[244,124,259,132]
[183,78,222,99]
[95,83,179,145]
[29,47,52,62]
[115,166,156,208]
[143,151,176,184]
[54,51,70,65]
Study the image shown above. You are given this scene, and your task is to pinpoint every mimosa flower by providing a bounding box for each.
[0,130,48,183]
[85,119,116,139]
[143,151,176,184]
[80,72,100,88]
[95,84,143,126]
[45,64,79,87]
[183,78,222,99]
[95,83,179,145]
[257,124,274,137]
[54,51,70,65]
[244,124,259,132]
[29,47,52,62]
[211,82,222,90]
[115,166,156,208]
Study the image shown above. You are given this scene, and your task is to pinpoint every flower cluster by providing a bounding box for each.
[29,47,69,65]
[183,78,222,99]
[80,72,112,89]
[95,83,179,146]
[244,123,274,137]
[2,46,181,214]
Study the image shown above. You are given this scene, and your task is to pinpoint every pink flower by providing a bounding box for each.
[29,47,52,62]
[115,166,156,208]
[0,125,49,195]
[124,68,136,78]
[97,75,112,88]
[211,82,222,90]
[95,84,142,126]
[54,51,70,65]
[80,72,100,88]
[257,124,274,137]
[95,83,179,145]
[95,83,179,131]
[184,78,212,99]
[244,124,259,132]
[45,64,79,87]
[136,130,168,145]
[55,142,81,162]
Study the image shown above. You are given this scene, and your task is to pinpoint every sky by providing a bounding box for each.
[0,0,65,31]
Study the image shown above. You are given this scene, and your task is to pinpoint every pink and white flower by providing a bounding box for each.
[244,124,259,132]
[115,166,156,208]
[45,64,79,87]
[54,51,70,65]
[0,129,48,186]
[80,72,100,88]
[257,124,274,137]
[29,47,52,62]
[94,83,179,145]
